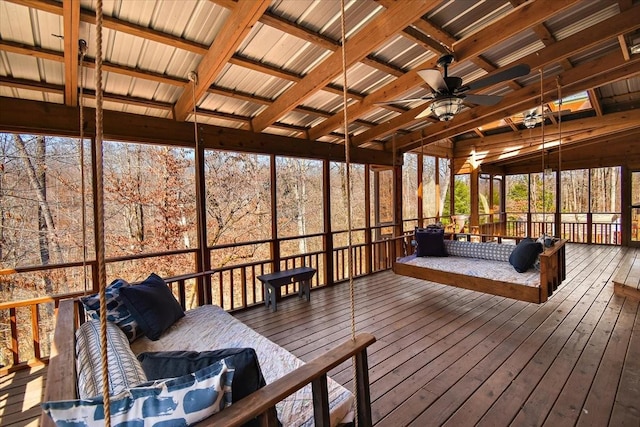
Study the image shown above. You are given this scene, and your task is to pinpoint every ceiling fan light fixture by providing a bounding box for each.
[431,97,463,121]
[523,115,538,129]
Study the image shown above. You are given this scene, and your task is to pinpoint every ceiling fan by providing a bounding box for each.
[378,54,530,121]
[516,106,570,129]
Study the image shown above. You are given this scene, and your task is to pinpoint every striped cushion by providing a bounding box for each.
[444,240,514,262]
[43,359,233,426]
[75,319,147,399]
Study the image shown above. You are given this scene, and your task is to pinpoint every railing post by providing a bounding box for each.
[311,374,330,427]
[10,307,18,365]
[587,212,593,244]
[355,349,373,427]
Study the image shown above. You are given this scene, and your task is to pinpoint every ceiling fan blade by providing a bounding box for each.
[374,96,434,106]
[417,69,448,93]
[415,105,433,119]
[464,94,502,106]
[462,63,531,92]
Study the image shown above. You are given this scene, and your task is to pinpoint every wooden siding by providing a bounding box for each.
[2,244,638,426]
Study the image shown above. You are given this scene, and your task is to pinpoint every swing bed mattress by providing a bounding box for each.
[130,304,354,427]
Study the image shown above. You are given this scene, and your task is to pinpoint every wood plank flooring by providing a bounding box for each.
[2,244,638,426]
[613,247,640,301]
[236,244,639,426]
[0,366,45,426]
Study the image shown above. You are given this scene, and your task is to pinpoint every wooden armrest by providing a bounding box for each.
[41,299,78,427]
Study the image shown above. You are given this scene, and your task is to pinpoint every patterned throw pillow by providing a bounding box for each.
[80,279,142,342]
[43,358,234,426]
[76,319,147,399]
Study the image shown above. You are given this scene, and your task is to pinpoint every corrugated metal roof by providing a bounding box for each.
[0,0,637,156]
[427,0,512,40]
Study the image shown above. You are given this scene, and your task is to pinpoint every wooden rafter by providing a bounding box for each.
[174,0,270,121]
[587,89,604,117]
[308,0,583,141]
[62,0,80,106]
[0,96,394,166]
[455,110,640,159]
[251,0,441,133]
[397,50,640,152]
[362,7,640,149]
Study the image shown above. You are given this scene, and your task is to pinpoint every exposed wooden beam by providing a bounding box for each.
[5,0,211,54]
[373,9,640,149]
[455,110,640,159]
[619,34,631,61]
[251,0,440,132]
[221,3,406,80]
[0,39,62,63]
[62,0,80,106]
[0,76,64,95]
[0,40,189,88]
[397,50,640,151]
[0,96,395,166]
[504,118,519,132]
[308,0,585,141]
[587,89,604,117]
[481,130,640,174]
[452,0,580,60]
[174,0,270,121]
[401,26,448,56]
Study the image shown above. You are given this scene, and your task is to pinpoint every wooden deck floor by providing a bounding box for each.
[613,247,640,301]
[2,244,638,426]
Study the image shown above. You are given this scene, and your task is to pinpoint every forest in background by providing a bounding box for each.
[0,133,622,365]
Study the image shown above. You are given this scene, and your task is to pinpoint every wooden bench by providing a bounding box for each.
[257,267,316,312]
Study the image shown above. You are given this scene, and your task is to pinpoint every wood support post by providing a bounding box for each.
[270,155,281,272]
[555,169,561,238]
[470,168,479,231]
[417,153,424,227]
[394,164,403,257]
[364,166,372,275]
[435,157,441,221]
[322,160,334,286]
[194,137,210,305]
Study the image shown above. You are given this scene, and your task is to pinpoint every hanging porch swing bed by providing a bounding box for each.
[42,282,374,426]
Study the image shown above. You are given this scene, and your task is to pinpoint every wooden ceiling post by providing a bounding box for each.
[417,153,424,228]
[322,160,334,286]
[62,0,80,106]
[470,168,480,233]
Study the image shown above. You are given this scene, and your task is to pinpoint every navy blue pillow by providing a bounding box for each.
[118,273,184,340]
[137,349,273,427]
[509,238,543,273]
[416,228,447,257]
[137,348,265,402]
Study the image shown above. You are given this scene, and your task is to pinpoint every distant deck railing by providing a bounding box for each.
[0,226,395,372]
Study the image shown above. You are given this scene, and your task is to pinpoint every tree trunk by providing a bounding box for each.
[12,135,63,293]
[294,160,308,254]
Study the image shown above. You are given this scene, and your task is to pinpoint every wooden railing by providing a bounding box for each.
[1,227,397,371]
